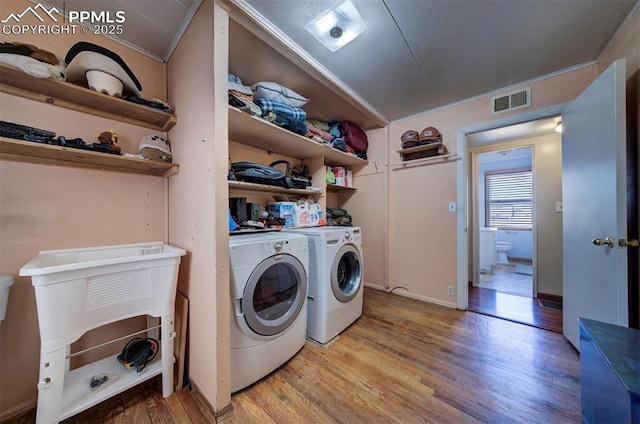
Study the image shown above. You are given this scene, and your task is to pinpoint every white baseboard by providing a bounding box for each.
[363,283,456,309]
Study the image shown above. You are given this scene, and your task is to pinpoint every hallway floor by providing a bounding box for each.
[471,260,562,333]
[469,285,562,333]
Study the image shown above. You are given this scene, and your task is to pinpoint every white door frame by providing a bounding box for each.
[455,103,569,309]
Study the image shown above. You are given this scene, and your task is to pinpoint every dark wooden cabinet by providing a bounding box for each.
[579,318,640,424]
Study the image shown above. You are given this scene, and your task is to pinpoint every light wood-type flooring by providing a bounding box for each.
[5,287,581,424]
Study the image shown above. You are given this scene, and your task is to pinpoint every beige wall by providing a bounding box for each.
[533,135,563,296]
[0,0,167,102]
[597,4,639,79]
[343,127,387,288]
[167,0,231,412]
[0,1,168,418]
[384,65,596,305]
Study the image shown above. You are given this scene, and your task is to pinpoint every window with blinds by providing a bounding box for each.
[485,168,533,229]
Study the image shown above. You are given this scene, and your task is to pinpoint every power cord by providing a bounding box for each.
[117,337,158,373]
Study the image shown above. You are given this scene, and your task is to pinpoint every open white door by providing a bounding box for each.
[562,59,628,350]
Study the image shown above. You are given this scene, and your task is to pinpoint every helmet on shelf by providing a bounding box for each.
[139,135,172,163]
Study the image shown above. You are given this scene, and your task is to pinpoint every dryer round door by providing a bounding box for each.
[242,253,307,336]
[331,243,362,303]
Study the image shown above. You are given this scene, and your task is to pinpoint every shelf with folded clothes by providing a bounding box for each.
[0,136,179,177]
[228,106,367,167]
[0,64,177,132]
[228,179,323,196]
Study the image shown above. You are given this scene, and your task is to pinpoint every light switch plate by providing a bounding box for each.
[556,201,563,213]
[448,202,456,212]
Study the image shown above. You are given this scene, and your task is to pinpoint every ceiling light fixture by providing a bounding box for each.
[555,121,563,133]
[304,0,366,52]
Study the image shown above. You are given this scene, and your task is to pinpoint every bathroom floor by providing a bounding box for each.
[478,262,532,297]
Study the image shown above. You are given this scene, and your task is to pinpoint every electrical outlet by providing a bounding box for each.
[447,285,454,296]
[448,202,456,212]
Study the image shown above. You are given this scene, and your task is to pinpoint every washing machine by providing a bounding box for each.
[285,226,363,344]
[229,232,309,393]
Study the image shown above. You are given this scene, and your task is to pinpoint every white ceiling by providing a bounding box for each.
[37,0,202,60]
[37,0,638,122]
[241,0,638,121]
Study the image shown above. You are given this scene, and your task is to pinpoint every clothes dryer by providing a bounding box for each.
[229,232,308,392]
[285,226,363,344]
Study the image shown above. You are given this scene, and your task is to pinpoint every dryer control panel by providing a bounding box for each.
[261,238,307,256]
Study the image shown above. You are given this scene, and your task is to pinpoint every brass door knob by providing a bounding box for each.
[592,237,614,248]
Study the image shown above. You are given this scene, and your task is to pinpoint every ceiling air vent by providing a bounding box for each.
[491,87,531,114]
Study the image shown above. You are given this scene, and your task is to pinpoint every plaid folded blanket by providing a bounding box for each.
[254,98,307,121]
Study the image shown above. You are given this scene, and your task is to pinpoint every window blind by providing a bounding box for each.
[485,169,532,229]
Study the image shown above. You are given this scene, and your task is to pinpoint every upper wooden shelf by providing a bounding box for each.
[229,180,322,196]
[0,137,179,177]
[228,106,368,168]
[396,142,444,154]
[0,64,177,132]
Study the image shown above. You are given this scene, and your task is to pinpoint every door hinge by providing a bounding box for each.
[618,238,639,247]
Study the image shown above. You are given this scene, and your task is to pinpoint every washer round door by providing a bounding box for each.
[331,243,362,303]
[242,253,307,336]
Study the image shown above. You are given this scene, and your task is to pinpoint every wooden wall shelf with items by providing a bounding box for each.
[397,141,446,161]
[226,4,387,228]
[0,137,179,177]
[0,64,177,132]
[228,106,367,167]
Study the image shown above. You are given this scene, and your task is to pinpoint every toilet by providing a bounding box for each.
[496,241,512,264]
[479,228,497,272]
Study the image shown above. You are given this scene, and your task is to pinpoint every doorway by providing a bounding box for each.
[461,117,564,333]
[475,146,534,293]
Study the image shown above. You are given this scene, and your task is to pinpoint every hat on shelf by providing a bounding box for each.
[139,135,172,163]
[418,126,442,144]
[401,129,420,149]
[65,41,142,97]
[0,41,66,80]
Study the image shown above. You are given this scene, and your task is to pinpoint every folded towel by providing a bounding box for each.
[254,98,307,121]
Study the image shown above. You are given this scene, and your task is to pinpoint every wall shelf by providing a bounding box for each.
[0,64,177,132]
[390,153,459,169]
[228,106,367,168]
[326,184,357,193]
[229,180,322,196]
[397,141,446,161]
[0,137,179,177]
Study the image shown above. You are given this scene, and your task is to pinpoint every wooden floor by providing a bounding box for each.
[3,376,217,424]
[5,287,580,423]
[469,285,563,333]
